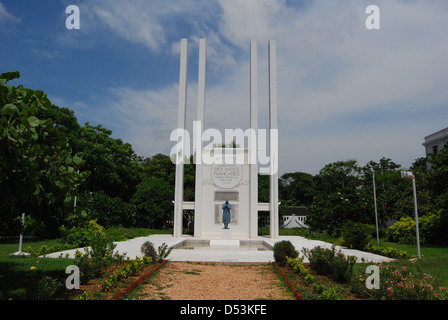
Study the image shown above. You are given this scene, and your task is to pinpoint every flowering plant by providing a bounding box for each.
[354,261,448,300]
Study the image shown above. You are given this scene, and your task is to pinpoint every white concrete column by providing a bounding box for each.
[174,39,188,238]
[249,39,259,238]
[194,39,206,238]
[269,40,279,238]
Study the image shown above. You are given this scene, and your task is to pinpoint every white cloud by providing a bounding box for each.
[89,0,166,50]
[217,0,286,46]
[0,1,20,24]
[72,0,448,174]
[86,0,222,52]
[260,0,448,173]
[98,85,182,157]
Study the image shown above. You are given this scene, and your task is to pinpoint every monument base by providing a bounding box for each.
[221,228,231,239]
[200,232,250,239]
[210,239,239,246]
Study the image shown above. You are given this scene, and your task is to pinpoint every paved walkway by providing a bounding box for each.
[45,234,394,264]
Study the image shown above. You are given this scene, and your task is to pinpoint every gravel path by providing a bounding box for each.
[137,262,294,300]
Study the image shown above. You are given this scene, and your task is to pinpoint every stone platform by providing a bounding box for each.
[44,234,395,264]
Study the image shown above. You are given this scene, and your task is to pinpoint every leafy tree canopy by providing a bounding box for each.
[0,72,87,236]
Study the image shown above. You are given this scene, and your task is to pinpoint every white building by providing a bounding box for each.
[422,127,448,169]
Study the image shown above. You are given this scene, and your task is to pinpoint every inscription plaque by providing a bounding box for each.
[214,191,239,202]
[211,165,242,189]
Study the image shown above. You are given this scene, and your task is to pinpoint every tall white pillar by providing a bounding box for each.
[194,39,206,238]
[173,39,188,238]
[269,40,279,238]
[249,39,259,238]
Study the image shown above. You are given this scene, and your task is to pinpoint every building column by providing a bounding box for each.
[249,39,259,238]
[173,39,188,238]
[194,39,206,238]
[269,40,279,238]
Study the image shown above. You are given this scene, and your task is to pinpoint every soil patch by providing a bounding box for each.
[136,262,294,300]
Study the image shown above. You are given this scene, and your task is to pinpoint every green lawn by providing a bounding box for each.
[2,228,447,299]
[0,239,75,300]
[0,227,171,300]
[375,240,448,288]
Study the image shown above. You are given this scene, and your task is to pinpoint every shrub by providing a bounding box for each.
[101,257,152,292]
[312,283,324,294]
[34,276,62,300]
[76,291,89,300]
[364,243,409,259]
[286,256,315,284]
[156,243,173,263]
[386,211,446,245]
[302,246,333,276]
[273,240,298,266]
[60,219,106,247]
[140,241,172,263]
[74,230,124,283]
[141,241,157,262]
[22,243,74,257]
[386,216,418,244]
[319,287,339,300]
[302,245,356,283]
[75,250,101,283]
[340,221,375,250]
[89,233,118,260]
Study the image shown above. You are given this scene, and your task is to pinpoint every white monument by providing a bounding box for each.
[173,38,279,239]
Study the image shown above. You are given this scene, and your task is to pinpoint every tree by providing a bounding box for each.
[425,143,448,196]
[132,177,174,229]
[74,123,143,202]
[279,171,315,206]
[75,190,136,228]
[315,159,361,193]
[361,158,403,222]
[307,160,373,235]
[423,144,448,215]
[361,157,401,191]
[411,157,427,171]
[141,153,176,184]
[307,187,373,236]
[258,174,270,202]
[0,72,87,236]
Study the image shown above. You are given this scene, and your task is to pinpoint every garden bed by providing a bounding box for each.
[72,260,167,300]
[275,263,363,300]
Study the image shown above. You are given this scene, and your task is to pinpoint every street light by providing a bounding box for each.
[401,171,421,259]
[372,172,380,245]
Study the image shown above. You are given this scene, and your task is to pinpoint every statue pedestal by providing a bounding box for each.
[210,238,239,246]
[221,228,231,240]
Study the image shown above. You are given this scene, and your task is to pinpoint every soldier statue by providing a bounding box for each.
[222,199,231,229]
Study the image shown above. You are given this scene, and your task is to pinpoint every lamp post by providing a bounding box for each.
[18,212,25,253]
[401,171,421,259]
[372,172,380,245]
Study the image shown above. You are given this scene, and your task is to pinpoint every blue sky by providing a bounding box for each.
[1,0,448,175]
